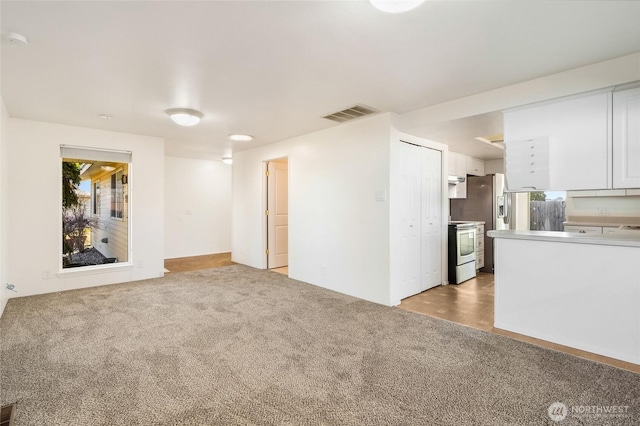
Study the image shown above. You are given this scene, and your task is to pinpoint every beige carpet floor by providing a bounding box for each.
[1,265,638,425]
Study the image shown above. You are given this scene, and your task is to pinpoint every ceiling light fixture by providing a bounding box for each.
[7,33,28,46]
[369,0,425,13]
[98,114,113,120]
[221,156,233,165]
[101,165,116,172]
[166,108,203,126]
[228,134,254,142]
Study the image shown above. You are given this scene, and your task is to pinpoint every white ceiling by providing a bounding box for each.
[2,1,639,161]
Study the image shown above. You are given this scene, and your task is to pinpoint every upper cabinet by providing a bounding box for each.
[503,89,611,191]
[448,152,485,199]
[448,152,485,177]
[503,83,640,192]
[466,156,485,177]
[613,86,640,189]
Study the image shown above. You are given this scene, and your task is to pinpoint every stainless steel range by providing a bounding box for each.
[448,221,477,284]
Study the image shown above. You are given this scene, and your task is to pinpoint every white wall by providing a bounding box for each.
[164,156,232,259]
[6,118,165,298]
[232,113,392,305]
[0,100,9,316]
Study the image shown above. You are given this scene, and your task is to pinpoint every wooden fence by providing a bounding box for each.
[530,200,566,231]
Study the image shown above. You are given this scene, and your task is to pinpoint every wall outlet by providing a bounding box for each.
[321,265,328,276]
[42,270,52,279]
[137,260,144,268]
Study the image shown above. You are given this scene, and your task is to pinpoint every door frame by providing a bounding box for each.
[262,156,289,269]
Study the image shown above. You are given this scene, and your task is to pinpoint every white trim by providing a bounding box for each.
[56,262,134,278]
[61,145,132,163]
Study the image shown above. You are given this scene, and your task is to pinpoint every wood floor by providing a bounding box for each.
[400,273,640,374]
[164,254,638,373]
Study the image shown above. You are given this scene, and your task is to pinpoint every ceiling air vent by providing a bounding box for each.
[323,104,378,123]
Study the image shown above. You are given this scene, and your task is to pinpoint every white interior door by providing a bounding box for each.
[397,142,422,299]
[421,147,442,291]
[267,160,288,268]
[397,142,443,300]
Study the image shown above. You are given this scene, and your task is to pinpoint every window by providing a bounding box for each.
[60,145,131,270]
[92,182,101,215]
[111,170,123,219]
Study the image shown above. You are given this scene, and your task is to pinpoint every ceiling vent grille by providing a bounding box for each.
[323,104,378,123]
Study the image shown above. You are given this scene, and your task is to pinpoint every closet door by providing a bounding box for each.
[397,142,443,300]
[397,142,422,299]
[421,147,442,291]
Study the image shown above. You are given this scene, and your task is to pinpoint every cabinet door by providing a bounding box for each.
[563,225,602,234]
[455,153,467,177]
[613,87,640,189]
[504,90,610,191]
[467,157,486,176]
[447,152,457,175]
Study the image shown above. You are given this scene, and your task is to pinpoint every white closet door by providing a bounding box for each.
[421,147,442,291]
[397,142,422,299]
[397,142,443,299]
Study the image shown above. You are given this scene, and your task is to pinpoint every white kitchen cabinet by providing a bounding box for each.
[475,223,485,269]
[563,225,602,234]
[447,152,457,175]
[448,152,467,199]
[503,89,611,191]
[567,189,626,197]
[466,157,485,176]
[612,85,640,189]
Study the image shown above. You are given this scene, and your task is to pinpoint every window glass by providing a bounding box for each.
[61,152,130,269]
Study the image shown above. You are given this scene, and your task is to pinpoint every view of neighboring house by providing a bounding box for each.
[80,161,129,263]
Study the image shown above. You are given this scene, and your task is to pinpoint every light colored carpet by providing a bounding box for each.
[0,265,638,425]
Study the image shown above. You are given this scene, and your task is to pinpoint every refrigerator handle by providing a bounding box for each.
[504,191,512,225]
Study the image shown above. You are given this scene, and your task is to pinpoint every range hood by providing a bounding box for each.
[448,175,466,184]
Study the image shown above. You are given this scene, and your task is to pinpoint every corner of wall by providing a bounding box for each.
[0,97,9,317]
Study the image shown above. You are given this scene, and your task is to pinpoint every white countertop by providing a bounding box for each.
[487,229,640,247]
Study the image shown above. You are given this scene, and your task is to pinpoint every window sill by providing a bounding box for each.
[57,262,134,278]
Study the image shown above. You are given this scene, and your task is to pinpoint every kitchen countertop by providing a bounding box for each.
[487,229,640,247]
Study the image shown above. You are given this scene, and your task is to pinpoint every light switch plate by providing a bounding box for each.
[375,190,387,202]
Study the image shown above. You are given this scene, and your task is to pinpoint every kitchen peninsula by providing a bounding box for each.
[488,230,640,365]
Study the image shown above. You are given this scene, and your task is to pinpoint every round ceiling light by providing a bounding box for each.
[7,33,28,46]
[369,0,425,13]
[221,156,233,165]
[166,108,203,126]
[228,134,254,142]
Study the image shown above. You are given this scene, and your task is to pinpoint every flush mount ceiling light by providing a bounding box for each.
[98,114,113,120]
[221,156,233,165]
[166,108,203,126]
[228,134,254,142]
[101,165,116,172]
[6,32,28,46]
[369,0,425,13]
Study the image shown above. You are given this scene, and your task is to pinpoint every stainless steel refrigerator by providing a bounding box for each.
[450,173,509,273]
